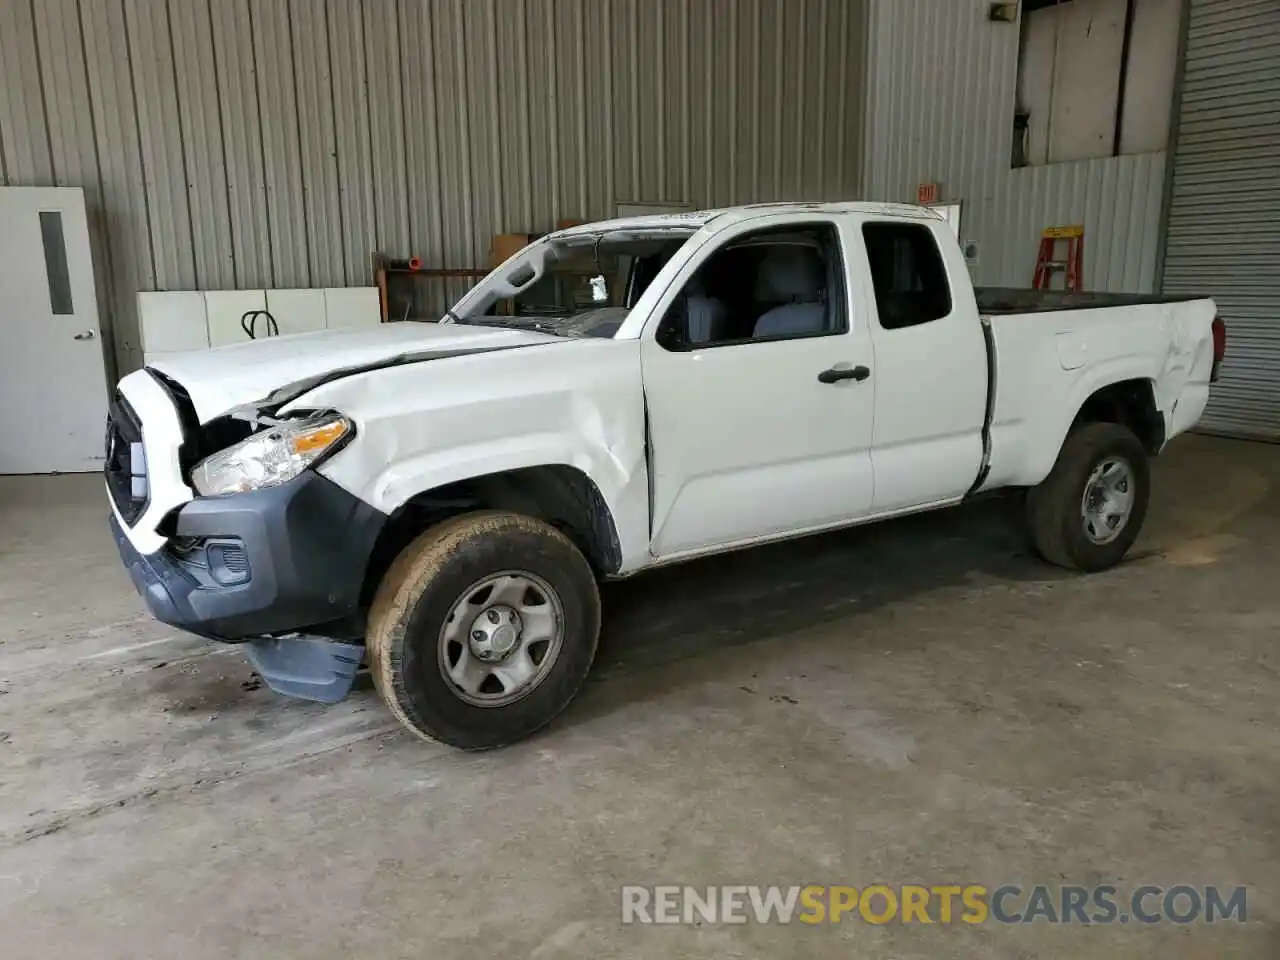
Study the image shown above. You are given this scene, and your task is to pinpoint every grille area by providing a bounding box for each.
[105,392,149,524]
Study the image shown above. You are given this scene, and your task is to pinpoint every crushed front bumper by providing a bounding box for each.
[110,471,385,703]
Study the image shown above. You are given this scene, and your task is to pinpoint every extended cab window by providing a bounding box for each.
[862,222,952,330]
[657,223,846,350]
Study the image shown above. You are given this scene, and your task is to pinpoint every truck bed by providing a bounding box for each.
[975,287,1204,316]
[977,293,1217,495]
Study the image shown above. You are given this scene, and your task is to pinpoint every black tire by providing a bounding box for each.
[367,511,600,750]
[1002,487,1033,551]
[1026,422,1151,572]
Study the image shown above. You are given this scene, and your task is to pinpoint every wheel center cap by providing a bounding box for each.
[469,605,521,661]
[491,624,517,655]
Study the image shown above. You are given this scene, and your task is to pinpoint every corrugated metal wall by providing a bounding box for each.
[1161,0,1280,440]
[0,0,866,375]
[862,0,1168,293]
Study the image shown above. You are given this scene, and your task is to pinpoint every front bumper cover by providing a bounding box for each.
[111,471,385,702]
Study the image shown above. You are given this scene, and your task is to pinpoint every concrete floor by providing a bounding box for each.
[0,434,1276,958]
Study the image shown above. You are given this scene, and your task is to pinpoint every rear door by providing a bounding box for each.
[857,218,988,512]
[639,215,876,558]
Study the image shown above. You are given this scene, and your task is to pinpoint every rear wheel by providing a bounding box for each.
[1026,422,1151,572]
[367,511,600,749]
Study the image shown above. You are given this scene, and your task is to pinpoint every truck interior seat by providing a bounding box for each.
[751,246,828,337]
[684,275,730,344]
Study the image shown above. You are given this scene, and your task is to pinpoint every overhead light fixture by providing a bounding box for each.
[988,3,1018,22]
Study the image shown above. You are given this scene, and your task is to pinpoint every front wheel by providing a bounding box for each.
[1026,422,1151,572]
[366,511,600,749]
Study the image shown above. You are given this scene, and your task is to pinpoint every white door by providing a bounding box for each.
[0,187,110,474]
[858,218,987,513]
[640,216,876,558]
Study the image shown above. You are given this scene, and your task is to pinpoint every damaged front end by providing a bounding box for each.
[108,370,386,704]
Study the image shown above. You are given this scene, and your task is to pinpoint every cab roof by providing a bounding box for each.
[547,201,944,239]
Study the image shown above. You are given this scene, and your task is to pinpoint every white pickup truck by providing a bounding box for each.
[108,202,1224,749]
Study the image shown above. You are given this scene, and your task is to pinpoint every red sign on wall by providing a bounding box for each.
[917,182,940,205]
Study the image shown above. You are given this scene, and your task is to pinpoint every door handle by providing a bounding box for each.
[73,330,96,341]
[817,365,870,384]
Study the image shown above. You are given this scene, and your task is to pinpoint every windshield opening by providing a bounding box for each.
[447,229,694,338]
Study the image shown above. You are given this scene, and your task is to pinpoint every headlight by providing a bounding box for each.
[190,413,352,496]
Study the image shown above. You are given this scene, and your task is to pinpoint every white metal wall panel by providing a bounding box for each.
[78,0,155,374]
[1,0,866,375]
[863,0,1168,293]
[365,2,410,257]
[495,0,534,232]
[398,0,447,270]
[252,0,310,291]
[328,0,378,286]
[126,0,198,292]
[0,0,53,184]
[1121,0,1184,155]
[1019,7,1058,167]
[429,0,476,275]
[523,0,557,233]
[463,0,502,266]
[582,0,615,225]
[611,0,637,207]
[29,0,115,349]
[713,0,739,206]
[1048,0,1127,164]
[209,0,274,292]
[551,0,585,221]
[291,0,345,288]
[30,0,96,191]
[169,0,237,291]
[1162,0,1280,440]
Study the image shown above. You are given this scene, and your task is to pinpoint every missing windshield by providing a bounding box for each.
[448,229,694,339]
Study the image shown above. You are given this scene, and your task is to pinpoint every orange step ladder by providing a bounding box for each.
[1033,225,1084,292]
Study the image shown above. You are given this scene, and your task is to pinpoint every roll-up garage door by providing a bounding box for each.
[1161,0,1280,440]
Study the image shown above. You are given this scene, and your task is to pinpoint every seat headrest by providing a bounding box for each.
[754,246,824,302]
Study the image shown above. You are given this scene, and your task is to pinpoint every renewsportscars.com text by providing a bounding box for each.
[621,884,1247,926]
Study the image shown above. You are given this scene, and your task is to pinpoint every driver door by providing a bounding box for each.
[639,215,876,558]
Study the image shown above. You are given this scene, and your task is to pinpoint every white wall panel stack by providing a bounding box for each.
[139,288,381,364]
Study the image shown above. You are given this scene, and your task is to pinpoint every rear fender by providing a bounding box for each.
[986,356,1164,490]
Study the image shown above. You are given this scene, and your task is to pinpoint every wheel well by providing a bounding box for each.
[359,465,622,606]
[1072,379,1164,454]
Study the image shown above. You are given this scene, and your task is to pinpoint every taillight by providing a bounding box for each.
[1211,316,1226,383]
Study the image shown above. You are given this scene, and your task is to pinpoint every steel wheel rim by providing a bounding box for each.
[437,570,565,708]
[1081,455,1135,545]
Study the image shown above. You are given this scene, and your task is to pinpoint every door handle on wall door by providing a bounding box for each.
[817,365,870,384]
[73,330,95,340]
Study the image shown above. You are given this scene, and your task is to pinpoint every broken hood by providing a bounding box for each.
[145,322,562,423]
